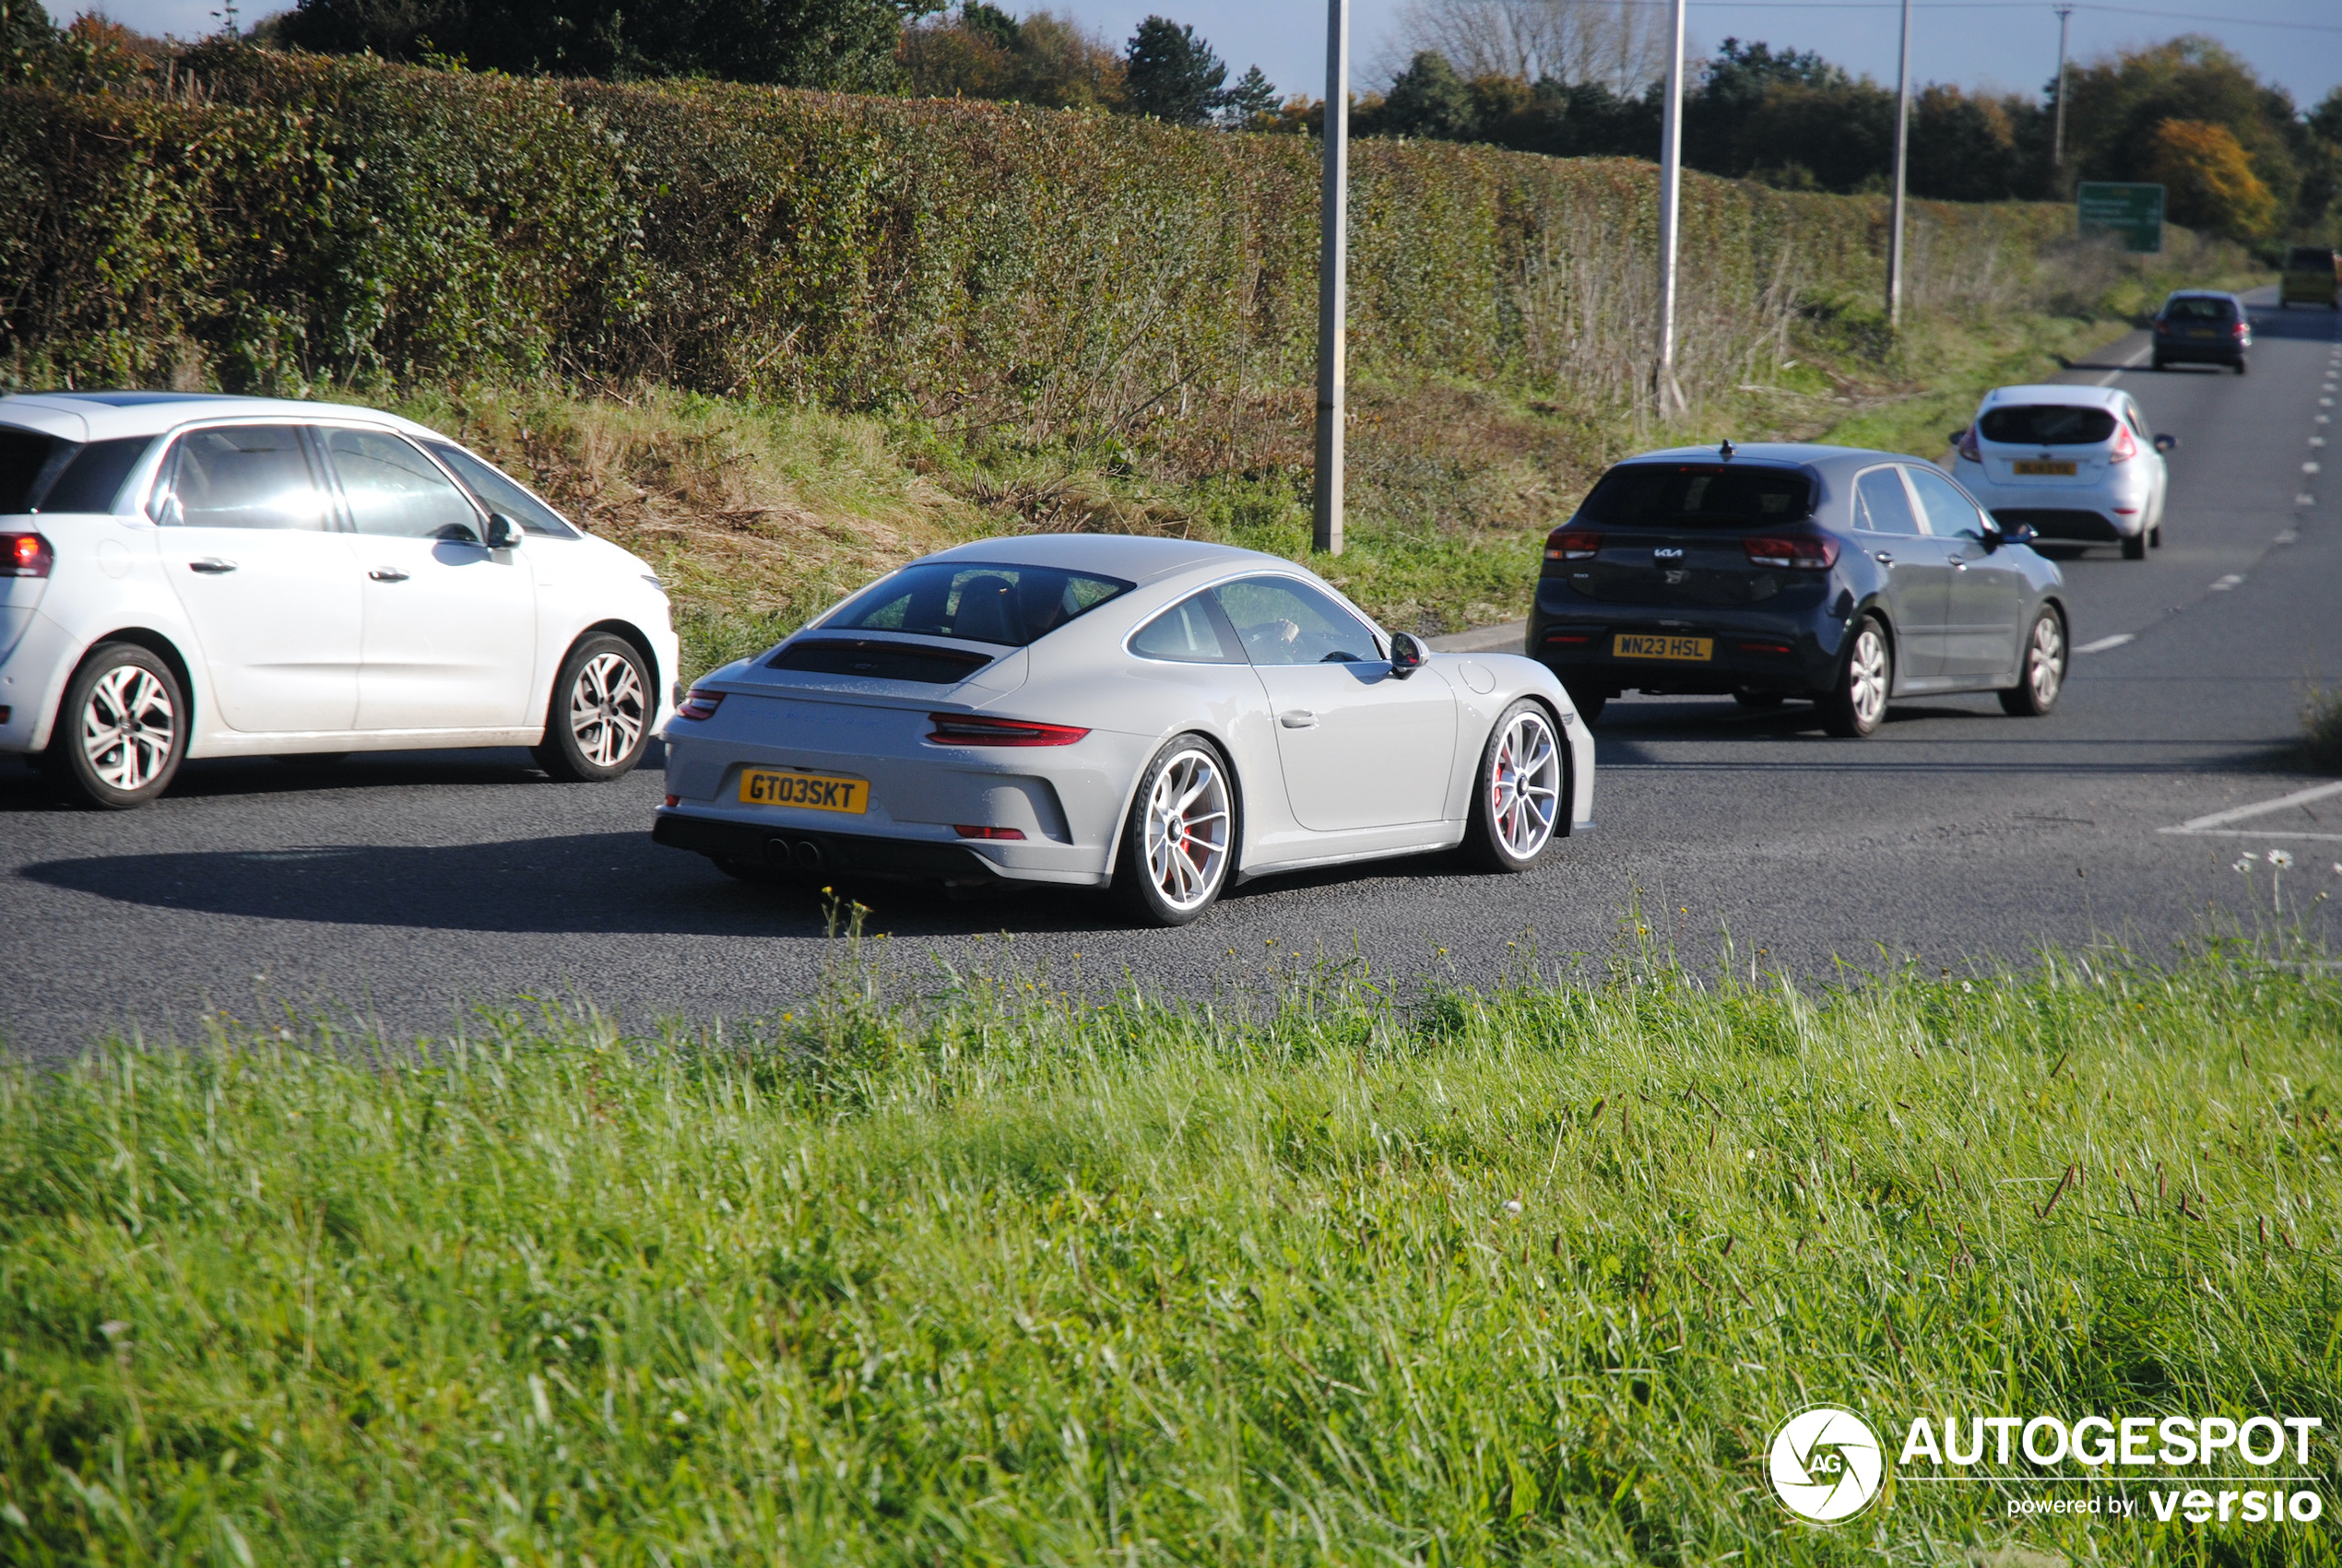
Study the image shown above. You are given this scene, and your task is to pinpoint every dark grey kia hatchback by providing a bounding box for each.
[1526,442,2069,737]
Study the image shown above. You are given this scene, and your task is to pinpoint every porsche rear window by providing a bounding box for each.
[823,562,1132,647]
[766,638,995,684]
[1978,407,2117,445]
[1576,463,1814,528]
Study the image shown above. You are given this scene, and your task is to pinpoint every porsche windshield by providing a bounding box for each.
[823,562,1134,647]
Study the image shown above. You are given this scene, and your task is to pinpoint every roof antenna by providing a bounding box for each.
[1718,438,1736,459]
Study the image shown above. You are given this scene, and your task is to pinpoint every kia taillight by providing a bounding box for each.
[1544,528,1602,561]
[928,713,1090,747]
[2,532,53,578]
[674,688,724,721]
[1743,535,1839,570]
[2109,424,2137,464]
[1954,427,1981,464]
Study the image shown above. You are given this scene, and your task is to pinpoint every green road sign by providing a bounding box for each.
[2077,182,2165,254]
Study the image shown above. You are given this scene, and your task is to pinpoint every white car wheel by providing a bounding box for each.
[1466,700,1563,871]
[536,635,652,783]
[44,643,186,809]
[1116,736,1234,925]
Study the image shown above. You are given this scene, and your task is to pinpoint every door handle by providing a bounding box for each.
[1871,551,1894,567]
[369,567,410,583]
[1954,560,1969,571]
[187,558,237,574]
[1278,710,1319,729]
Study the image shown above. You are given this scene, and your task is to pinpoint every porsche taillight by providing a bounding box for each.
[674,688,724,721]
[927,713,1090,747]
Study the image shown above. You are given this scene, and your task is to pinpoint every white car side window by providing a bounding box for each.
[325,428,481,539]
[159,426,328,530]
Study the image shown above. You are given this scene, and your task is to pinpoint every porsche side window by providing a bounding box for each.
[1212,577,1379,666]
[1130,594,1243,664]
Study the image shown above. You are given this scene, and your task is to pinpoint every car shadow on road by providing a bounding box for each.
[17,826,1505,939]
[1,745,667,812]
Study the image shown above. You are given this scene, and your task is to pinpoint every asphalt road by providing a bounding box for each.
[6,291,2341,1062]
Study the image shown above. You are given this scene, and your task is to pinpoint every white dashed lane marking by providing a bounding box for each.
[2076,633,2135,654]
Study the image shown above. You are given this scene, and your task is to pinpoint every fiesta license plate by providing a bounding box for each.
[739,769,869,813]
[1614,633,1712,662]
[2013,460,2077,476]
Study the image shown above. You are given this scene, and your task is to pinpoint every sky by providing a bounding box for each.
[68,0,2342,112]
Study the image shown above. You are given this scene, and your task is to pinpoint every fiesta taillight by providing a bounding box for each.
[1544,528,1602,561]
[675,688,724,721]
[927,713,1090,748]
[1743,534,1839,570]
[953,824,1027,840]
[2,532,53,578]
[2108,424,2137,464]
[1954,426,1981,464]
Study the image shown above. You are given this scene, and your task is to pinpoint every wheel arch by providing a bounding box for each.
[42,628,198,751]
[559,619,663,720]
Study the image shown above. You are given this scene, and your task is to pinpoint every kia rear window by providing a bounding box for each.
[1978,407,2117,445]
[2161,297,2234,322]
[1575,464,1814,528]
[823,562,1132,647]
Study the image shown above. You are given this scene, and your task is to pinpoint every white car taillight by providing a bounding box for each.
[2108,425,2137,464]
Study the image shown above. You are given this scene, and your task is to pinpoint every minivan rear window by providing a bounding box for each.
[1,428,74,513]
[1575,463,1815,528]
[1979,407,2117,446]
[2287,247,2336,270]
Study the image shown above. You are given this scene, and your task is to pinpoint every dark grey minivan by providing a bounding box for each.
[1527,442,2070,737]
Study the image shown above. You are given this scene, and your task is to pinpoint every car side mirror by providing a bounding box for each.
[484,513,526,549]
[1389,631,1428,679]
[2153,433,2177,454]
[2002,521,2039,547]
[1947,429,1968,445]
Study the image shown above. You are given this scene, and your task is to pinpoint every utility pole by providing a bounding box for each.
[1652,0,1686,418]
[2052,5,2072,170]
[1885,0,1912,329]
[1311,0,1349,555]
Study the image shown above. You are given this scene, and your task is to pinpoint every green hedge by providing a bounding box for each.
[4,46,2102,441]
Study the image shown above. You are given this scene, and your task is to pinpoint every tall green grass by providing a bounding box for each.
[1,932,2336,1564]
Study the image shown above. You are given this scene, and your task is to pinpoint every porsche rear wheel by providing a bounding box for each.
[1114,735,1235,926]
[1464,700,1564,872]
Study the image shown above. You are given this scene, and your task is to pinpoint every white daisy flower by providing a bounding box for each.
[2269,850,2295,869]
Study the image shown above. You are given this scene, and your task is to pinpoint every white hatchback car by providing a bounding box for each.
[1946,384,2175,560]
[1,392,678,808]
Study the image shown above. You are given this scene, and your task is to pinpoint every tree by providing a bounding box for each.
[2145,118,2278,238]
[1380,50,1479,139]
[900,6,1126,111]
[1382,0,1663,98]
[2059,38,2299,228]
[1684,38,1847,175]
[1219,64,1276,127]
[1121,15,1224,124]
[2,0,54,80]
[280,0,933,88]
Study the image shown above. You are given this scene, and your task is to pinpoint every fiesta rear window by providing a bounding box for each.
[766,638,996,684]
[1575,464,1814,528]
[822,561,1133,648]
[1979,407,2117,446]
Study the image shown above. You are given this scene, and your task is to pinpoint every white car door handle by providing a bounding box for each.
[1871,550,1895,567]
[1279,710,1319,729]
[369,567,410,583]
[187,557,237,574]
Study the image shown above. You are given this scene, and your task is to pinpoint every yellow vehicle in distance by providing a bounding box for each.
[2280,245,2340,309]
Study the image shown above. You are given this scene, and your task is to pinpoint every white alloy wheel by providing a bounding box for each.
[536,634,653,783]
[83,664,176,791]
[569,650,646,769]
[2000,607,2066,717]
[1116,737,1235,925]
[1466,700,1565,871]
[44,642,188,809]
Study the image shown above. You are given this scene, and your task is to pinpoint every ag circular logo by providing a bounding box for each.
[1768,1406,1886,1523]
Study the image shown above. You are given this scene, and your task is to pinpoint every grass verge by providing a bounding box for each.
[2304,686,2342,774]
[1,931,2336,1563]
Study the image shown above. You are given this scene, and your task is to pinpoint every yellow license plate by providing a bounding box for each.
[1614,633,1712,662]
[2013,460,2077,476]
[739,769,869,813]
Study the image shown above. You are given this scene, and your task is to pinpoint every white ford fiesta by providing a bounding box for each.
[655,536,1596,925]
[0,392,679,808]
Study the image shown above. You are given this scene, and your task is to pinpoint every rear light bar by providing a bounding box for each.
[674,688,724,721]
[1743,535,1839,570]
[1544,631,1592,645]
[927,713,1090,747]
[1544,529,1602,561]
[3,532,53,578]
[953,824,1027,840]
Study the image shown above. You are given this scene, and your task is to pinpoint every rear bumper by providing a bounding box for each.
[1989,508,2132,542]
[1526,596,1847,697]
[2153,337,2244,363]
[654,808,1010,886]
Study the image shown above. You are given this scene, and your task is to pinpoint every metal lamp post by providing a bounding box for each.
[1312,0,1349,555]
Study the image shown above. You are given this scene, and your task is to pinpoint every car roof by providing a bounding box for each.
[1978,383,2126,409]
[0,391,450,445]
[917,534,1298,588]
[1619,442,1921,476]
[2161,289,2241,303]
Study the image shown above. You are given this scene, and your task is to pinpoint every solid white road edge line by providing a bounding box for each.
[2093,340,2153,388]
[2159,778,2342,835]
